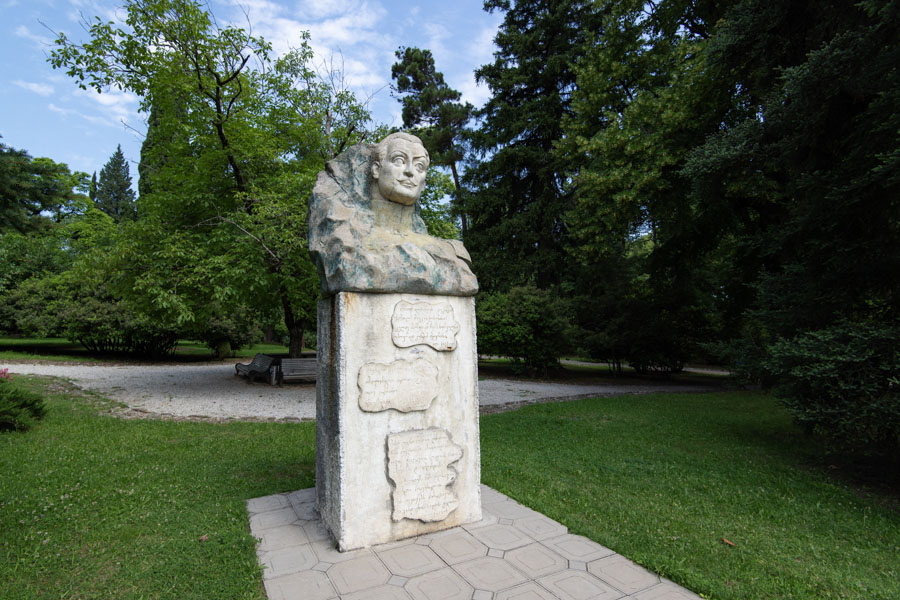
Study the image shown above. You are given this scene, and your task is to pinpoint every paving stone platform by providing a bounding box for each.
[247,486,701,600]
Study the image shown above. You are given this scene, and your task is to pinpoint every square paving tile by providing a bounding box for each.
[310,538,373,563]
[480,485,510,503]
[505,542,568,578]
[588,554,660,594]
[429,529,488,564]
[250,507,301,531]
[494,581,560,600]
[540,534,615,562]
[537,569,624,600]
[378,543,446,577]
[342,584,413,600]
[327,554,391,594]
[454,556,528,592]
[264,570,336,600]
[632,581,704,600]
[259,545,319,580]
[513,514,568,541]
[286,488,316,505]
[460,512,500,531]
[405,567,474,600]
[469,523,534,551]
[303,519,331,542]
[256,523,310,553]
[289,499,318,521]
[483,499,540,520]
[247,494,290,514]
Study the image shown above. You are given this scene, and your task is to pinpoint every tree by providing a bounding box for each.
[418,169,459,240]
[391,46,472,231]
[562,0,738,370]
[95,145,137,221]
[463,0,604,293]
[48,0,371,357]
[0,140,89,233]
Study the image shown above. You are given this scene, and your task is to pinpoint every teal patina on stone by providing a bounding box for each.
[308,133,478,296]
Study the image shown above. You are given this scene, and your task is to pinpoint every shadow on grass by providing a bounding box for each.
[0,337,296,364]
[478,358,733,389]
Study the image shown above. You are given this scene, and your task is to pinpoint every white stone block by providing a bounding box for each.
[316,292,482,550]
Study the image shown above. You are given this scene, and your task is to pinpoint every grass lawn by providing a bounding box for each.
[1,378,898,599]
[482,393,900,599]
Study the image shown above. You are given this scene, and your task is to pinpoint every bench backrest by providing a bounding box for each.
[280,358,316,371]
[249,354,274,368]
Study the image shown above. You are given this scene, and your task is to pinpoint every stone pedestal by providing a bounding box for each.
[316,292,482,550]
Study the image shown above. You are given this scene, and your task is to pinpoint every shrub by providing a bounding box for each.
[765,320,900,458]
[476,285,574,376]
[0,370,47,432]
[194,305,262,358]
[58,288,179,358]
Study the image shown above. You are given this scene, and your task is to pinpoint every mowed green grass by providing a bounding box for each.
[1,378,897,599]
[481,392,900,600]
[0,377,314,600]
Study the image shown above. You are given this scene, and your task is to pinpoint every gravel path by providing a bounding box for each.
[3,362,720,421]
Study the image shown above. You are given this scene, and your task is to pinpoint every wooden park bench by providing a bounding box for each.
[235,353,275,383]
[275,357,317,384]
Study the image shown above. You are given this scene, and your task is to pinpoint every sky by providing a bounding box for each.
[1,0,502,187]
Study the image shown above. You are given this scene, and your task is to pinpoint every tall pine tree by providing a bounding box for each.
[391,46,473,231]
[463,0,604,292]
[94,145,136,222]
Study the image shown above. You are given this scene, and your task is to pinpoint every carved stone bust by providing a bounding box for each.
[308,132,478,296]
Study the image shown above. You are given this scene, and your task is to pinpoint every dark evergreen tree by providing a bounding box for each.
[95,145,137,222]
[391,46,473,231]
[462,0,604,292]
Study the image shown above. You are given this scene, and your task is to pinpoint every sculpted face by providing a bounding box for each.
[372,137,429,206]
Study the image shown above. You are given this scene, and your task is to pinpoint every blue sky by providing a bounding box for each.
[1,0,501,186]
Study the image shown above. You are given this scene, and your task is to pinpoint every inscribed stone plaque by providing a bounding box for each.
[357,358,439,413]
[387,429,463,522]
[391,301,460,351]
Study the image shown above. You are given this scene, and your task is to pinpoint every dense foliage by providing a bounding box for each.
[476,285,574,375]
[766,321,900,458]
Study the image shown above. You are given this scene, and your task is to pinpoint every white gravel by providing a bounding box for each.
[3,362,719,421]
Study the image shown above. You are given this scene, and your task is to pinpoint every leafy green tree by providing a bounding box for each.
[391,46,472,231]
[94,145,136,221]
[477,284,575,376]
[418,170,459,240]
[0,140,89,232]
[49,0,371,357]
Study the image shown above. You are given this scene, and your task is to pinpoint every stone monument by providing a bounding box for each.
[308,132,481,550]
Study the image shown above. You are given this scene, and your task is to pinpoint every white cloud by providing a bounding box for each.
[15,24,54,46]
[48,86,141,135]
[295,0,377,21]
[13,80,54,96]
[73,87,140,127]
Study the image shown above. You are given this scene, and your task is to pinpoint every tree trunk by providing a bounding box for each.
[281,293,305,358]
